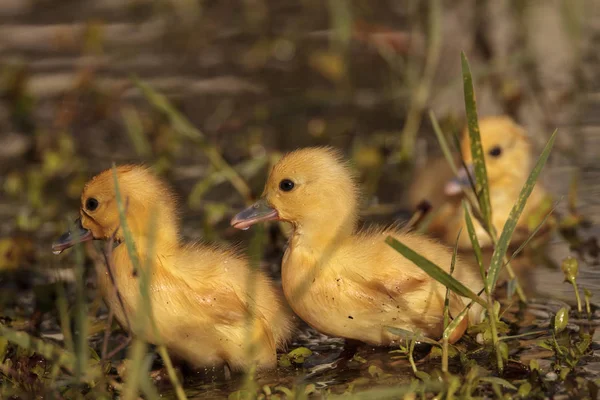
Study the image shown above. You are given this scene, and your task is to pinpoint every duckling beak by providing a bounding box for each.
[231,199,279,230]
[445,164,475,196]
[52,218,94,255]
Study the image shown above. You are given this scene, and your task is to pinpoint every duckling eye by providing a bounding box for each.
[85,198,99,211]
[488,146,502,157]
[279,179,295,192]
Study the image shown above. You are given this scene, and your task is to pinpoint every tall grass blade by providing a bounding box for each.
[132,77,252,202]
[241,223,268,392]
[397,0,442,161]
[505,199,560,266]
[487,129,557,290]
[158,345,188,400]
[56,283,74,354]
[452,133,479,198]
[73,237,88,381]
[461,52,493,233]
[385,236,485,307]
[139,354,162,400]
[122,339,148,400]
[462,200,486,285]
[429,111,459,177]
[112,166,154,399]
[112,165,141,273]
[442,229,460,373]
[112,165,187,400]
[122,106,152,157]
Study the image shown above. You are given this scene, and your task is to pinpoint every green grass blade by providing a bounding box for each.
[487,129,557,290]
[478,377,517,390]
[462,200,486,285]
[158,345,188,400]
[429,111,460,177]
[112,164,141,273]
[461,52,493,232]
[112,165,154,399]
[73,236,88,381]
[444,229,461,330]
[112,165,187,400]
[132,77,252,202]
[505,199,560,266]
[385,236,485,307]
[55,283,74,354]
[442,229,460,373]
[122,339,148,400]
[122,106,152,158]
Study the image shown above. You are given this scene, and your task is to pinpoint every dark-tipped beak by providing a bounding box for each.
[231,198,279,230]
[52,218,94,255]
[445,164,475,196]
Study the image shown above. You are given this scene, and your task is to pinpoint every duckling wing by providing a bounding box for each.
[335,231,476,337]
[166,244,277,347]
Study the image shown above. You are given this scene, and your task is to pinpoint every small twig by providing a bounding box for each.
[106,336,133,360]
[408,338,418,375]
[101,308,114,360]
[102,242,132,333]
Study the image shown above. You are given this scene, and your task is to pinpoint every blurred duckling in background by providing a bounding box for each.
[232,147,483,346]
[52,165,293,371]
[409,116,553,249]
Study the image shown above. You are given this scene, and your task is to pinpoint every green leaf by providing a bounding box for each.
[385,236,486,306]
[553,307,569,333]
[479,376,517,390]
[486,129,557,289]
[287,347,313,364]
[443,299,471,340]
[461,52,493,233]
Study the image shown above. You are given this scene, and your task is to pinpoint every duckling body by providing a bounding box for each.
[283,229,480,345]
[53,166,293,370]
[408,116,551,249]
[232,148,483,344]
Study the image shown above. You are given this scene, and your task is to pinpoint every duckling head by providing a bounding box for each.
[232,147,359,240]
[52,165,178,254]
[446,116,532,195]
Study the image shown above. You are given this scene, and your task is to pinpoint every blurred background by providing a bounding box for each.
[0,0,598,302]
[0,0,597,245]
[0,0,599,396]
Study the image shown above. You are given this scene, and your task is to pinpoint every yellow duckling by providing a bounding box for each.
[231,148,483,345]
[409,116,551,249]
[52,165,293,371]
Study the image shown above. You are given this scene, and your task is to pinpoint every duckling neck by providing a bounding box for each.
[289,214,356,258]
[97,232,178,330]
